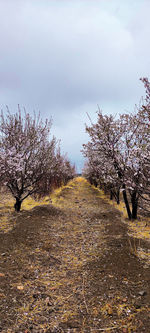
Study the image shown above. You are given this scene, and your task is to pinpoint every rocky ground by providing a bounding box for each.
[0,177,150,332]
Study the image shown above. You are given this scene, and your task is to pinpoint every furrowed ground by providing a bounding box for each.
[0,177,150,333]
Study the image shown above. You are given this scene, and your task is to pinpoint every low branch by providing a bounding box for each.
[21,189,36,202]
[139,193,150,201]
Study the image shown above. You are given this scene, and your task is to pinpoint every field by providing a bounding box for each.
[0,177,150,332]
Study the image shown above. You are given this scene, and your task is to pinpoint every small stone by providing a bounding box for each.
[109,286,114,290]
[138,290,147,296]
[17,285,24,290]
[123,298,127,302]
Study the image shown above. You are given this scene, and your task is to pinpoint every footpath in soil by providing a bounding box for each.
[0,177,150,333]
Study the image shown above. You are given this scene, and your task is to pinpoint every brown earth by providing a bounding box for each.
[0,177,150,333]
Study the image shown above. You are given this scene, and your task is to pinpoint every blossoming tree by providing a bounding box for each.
[82,79,150,219]
[0,108,57,211]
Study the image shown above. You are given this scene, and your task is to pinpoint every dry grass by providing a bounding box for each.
[0,178,150,332]
[91,185,150,265]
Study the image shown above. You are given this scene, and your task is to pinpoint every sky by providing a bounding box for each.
[0,0,150,172]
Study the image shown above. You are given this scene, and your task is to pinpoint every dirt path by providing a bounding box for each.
[0,177,150,332]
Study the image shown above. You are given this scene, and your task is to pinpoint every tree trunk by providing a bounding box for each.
[116,189,120,205]
[110,190,114,200]
[14,198,22,212]
[94,181,98,188]
[131,191,138,219]
[122,185,132,220]
[104,185,107,195]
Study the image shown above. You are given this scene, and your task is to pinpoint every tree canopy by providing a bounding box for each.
[0,107,75,211]
[82,78,150,219]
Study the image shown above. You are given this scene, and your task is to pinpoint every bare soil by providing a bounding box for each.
[0,177,150,332]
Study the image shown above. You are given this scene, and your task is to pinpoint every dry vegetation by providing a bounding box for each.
[0,177,150,332]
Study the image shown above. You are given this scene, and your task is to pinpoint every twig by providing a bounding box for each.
[82,273,89,314]
[91,327,126,331]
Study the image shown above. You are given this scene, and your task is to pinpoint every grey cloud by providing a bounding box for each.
[0,0,149,169]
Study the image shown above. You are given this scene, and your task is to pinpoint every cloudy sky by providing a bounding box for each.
[0,0,150,171]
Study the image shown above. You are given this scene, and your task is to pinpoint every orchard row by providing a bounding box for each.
[0,108,75,211]
[82,78,150,220]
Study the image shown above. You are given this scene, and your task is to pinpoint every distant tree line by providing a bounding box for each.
[82,78,150,220]
[0,107,75,211]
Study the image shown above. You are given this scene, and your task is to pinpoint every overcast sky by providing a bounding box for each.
[0,0,150,171]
